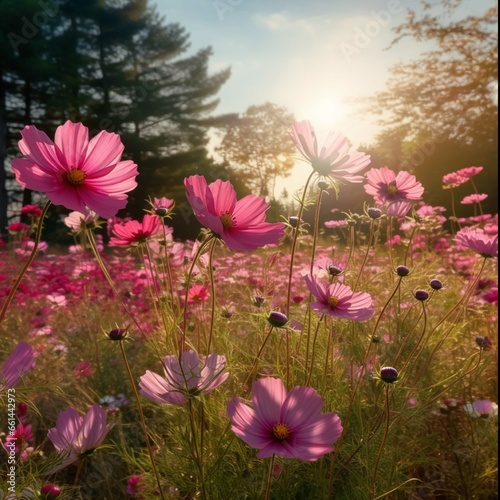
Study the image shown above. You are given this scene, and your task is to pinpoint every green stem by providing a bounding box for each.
[264,454,276,500]
[0,200,51,325]
[285,171,315,316]
[371,385,391,499]
[205,238,218,356]
[118,340,165,499]
[353,218,375,292]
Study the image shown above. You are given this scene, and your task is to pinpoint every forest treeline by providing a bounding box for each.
[0,0,497,242]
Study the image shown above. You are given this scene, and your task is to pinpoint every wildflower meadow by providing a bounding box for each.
[0,119,498,499]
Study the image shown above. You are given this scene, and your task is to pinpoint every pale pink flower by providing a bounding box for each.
[0,341,35,390]
[11,121,138,218]
[139,350,228,405]
[460,193,488,205]
[47,405,109,473]
[227,377,343,461]
[109,214,162,247]
[364,167,424,216]
[290,120,370,181]
[184,175,284,251]
[305,274,374,321]
[64,208,100,231]
[463,400,498,418]
[454,227,498,258]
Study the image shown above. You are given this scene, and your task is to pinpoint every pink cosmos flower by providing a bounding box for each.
[139,350,228,405]
[3,422,34,454]
[187,284,209,304]
[73,361,93,379]
[460,193,488,205]
[127,475,144,497]
[454,227,498,258]
[364,167,424,216]
[227,377,343,461]
[109,214,162,247]
[184,175,285,251]
[456,166,483,179]
[442,172,468,188]
[290,120,370,181]
[47,405,109,473]
[0,341,35,390]
[11,121,138,218]
[305,274,374,321]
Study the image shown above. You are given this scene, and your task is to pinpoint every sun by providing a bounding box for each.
[300,93,348,131]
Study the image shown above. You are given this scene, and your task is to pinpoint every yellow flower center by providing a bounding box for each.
[272,422,290,441]
[328,296,339,308]
[387,184,398,195]
[65,168,87,186]
[220,212,235,229]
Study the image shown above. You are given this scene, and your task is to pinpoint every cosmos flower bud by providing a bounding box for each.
[415,290,429,301]
[17,402,28,420]
[396,265,410,277]
[367,207,382,219]
[430,279,443,290]
[108,328,128,341]
[328,264,343,277]
[252,295,265,307]
[318,181,329,191]
[475,336,493,350]
[289,216,299,228]
[40,484,62,498]
[380,366,399,384]
[267,311,288,328]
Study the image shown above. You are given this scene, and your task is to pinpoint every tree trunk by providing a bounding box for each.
[0,67,8,241]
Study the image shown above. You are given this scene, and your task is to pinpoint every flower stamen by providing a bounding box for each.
[220,212,236,229]
[65,168,87,186]
[272,422,290,441]
[328,296,339,308]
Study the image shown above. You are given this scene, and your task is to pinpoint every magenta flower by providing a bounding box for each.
[227,377,343,461]
[305,274,374,321]
[364,167,424,216]
[184,175,284,251]
[109,214,162,247]
[454,227,498,258]
[11,121,138,218]
[47,405,109,473]
[0,341,35,390]
[139,350,228,405]
[290,120,370,181]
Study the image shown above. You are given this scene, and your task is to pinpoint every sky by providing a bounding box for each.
[154,0,494,197]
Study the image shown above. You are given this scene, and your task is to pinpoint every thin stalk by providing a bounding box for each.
[118,340,165,499]
[0,200,51,324]
[85,229,147,338]
[205,238,218,356]
[353,218,375,292]
[371,385,391,500]
[181,235,215,354]
[285,171,315,316]
[328,277,403,495]
[187,397,207,500]
[264,454,276,500]
[305,314,324,386]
